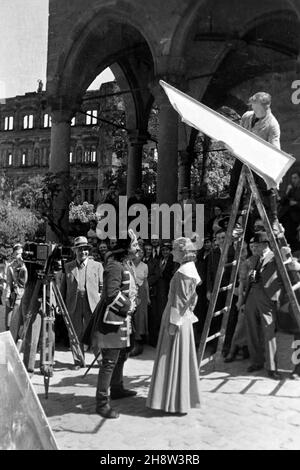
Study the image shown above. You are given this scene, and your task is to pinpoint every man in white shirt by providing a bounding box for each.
[230,92,281,232]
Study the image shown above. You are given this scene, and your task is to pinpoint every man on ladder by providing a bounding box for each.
[230,91,281,232]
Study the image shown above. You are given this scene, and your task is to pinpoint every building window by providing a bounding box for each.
[91,149,97,162]
[4,116,13,130]
[84,189,89,202]
[22,152,27,166]
[8,153,13,166]
[71,117,76,126]
[23,114,34,129]
[69,151,73,164]
[83,150,90,163]
[43,114,52,128]
[86,109,97,125]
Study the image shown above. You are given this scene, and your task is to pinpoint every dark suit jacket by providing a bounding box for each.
[143,256,160,295]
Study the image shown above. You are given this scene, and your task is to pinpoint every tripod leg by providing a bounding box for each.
[22,279,43,371]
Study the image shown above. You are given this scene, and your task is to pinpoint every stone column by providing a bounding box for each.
[178,149,193,194]
[47,109,72,243]
[126,130,148,197]
[151,81,179,205]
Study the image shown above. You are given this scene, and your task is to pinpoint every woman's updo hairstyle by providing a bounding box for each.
[173,233,199,262]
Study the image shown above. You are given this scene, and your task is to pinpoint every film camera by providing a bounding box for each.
[23,242,73,274]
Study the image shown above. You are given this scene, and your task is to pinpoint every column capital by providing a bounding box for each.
[48,95,78,124]
[50,109,74,125]
[149,74,188,106]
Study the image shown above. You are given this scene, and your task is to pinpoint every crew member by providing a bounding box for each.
[5,243,28,342]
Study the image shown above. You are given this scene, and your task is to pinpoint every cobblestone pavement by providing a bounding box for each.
[2,307,300,450]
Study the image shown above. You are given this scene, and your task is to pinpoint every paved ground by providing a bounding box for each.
[2,306,300,450]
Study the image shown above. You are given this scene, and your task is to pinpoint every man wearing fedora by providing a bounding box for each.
[244,231,282,379]
[60,236,103,369]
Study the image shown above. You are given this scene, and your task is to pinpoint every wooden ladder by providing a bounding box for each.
[197,164,300,371]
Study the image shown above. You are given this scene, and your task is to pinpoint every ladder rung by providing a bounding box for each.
[224,261,237,267]
[219,284,233,292]
[206,332,221,343]
[200,355,215,366]
[213,307,228,317]
[292,281,300,292]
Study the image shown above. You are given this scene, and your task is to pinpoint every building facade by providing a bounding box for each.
[0,86,122,204]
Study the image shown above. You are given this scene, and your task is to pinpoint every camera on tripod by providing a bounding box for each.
[23,242,74,273]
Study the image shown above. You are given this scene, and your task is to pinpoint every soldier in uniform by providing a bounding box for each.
[82,230,139,419]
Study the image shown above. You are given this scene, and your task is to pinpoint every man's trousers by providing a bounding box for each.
[245,285,277,371]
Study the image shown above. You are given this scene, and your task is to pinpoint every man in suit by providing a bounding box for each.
[151,235,161,259]
[143,242,160,347]
[244,231,282,379]
[60,236,103,369]
[154,242,177,346]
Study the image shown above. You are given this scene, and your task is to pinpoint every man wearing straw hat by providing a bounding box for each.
[60,236,103,369]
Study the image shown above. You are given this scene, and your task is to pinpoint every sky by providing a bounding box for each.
[0,0,113,100]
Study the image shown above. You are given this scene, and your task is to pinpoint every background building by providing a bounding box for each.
[0,84,124,204]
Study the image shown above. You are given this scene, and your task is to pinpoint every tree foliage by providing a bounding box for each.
[0,200,42,258]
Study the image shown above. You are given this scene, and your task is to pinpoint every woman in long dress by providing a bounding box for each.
[146,237,201,414]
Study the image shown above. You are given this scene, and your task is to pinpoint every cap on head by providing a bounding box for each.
[73,236,91,250]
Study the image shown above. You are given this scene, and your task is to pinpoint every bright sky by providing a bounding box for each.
[0,0,114,100]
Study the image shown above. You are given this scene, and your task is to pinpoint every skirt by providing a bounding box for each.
[146,306,201,413]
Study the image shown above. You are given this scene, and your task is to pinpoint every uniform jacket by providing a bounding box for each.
[60,258,103,315]
[82,259,136,349]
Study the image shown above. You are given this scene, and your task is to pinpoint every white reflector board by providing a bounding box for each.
[160,80,295,188]
[0,331,58,450]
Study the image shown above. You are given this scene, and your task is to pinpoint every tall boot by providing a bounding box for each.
[129,339,143,357]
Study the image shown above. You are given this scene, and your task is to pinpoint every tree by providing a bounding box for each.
[191,106,241,199]
[0,200,42,259]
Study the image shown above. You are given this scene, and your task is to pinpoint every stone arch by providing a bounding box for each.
[47,8,156,114]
